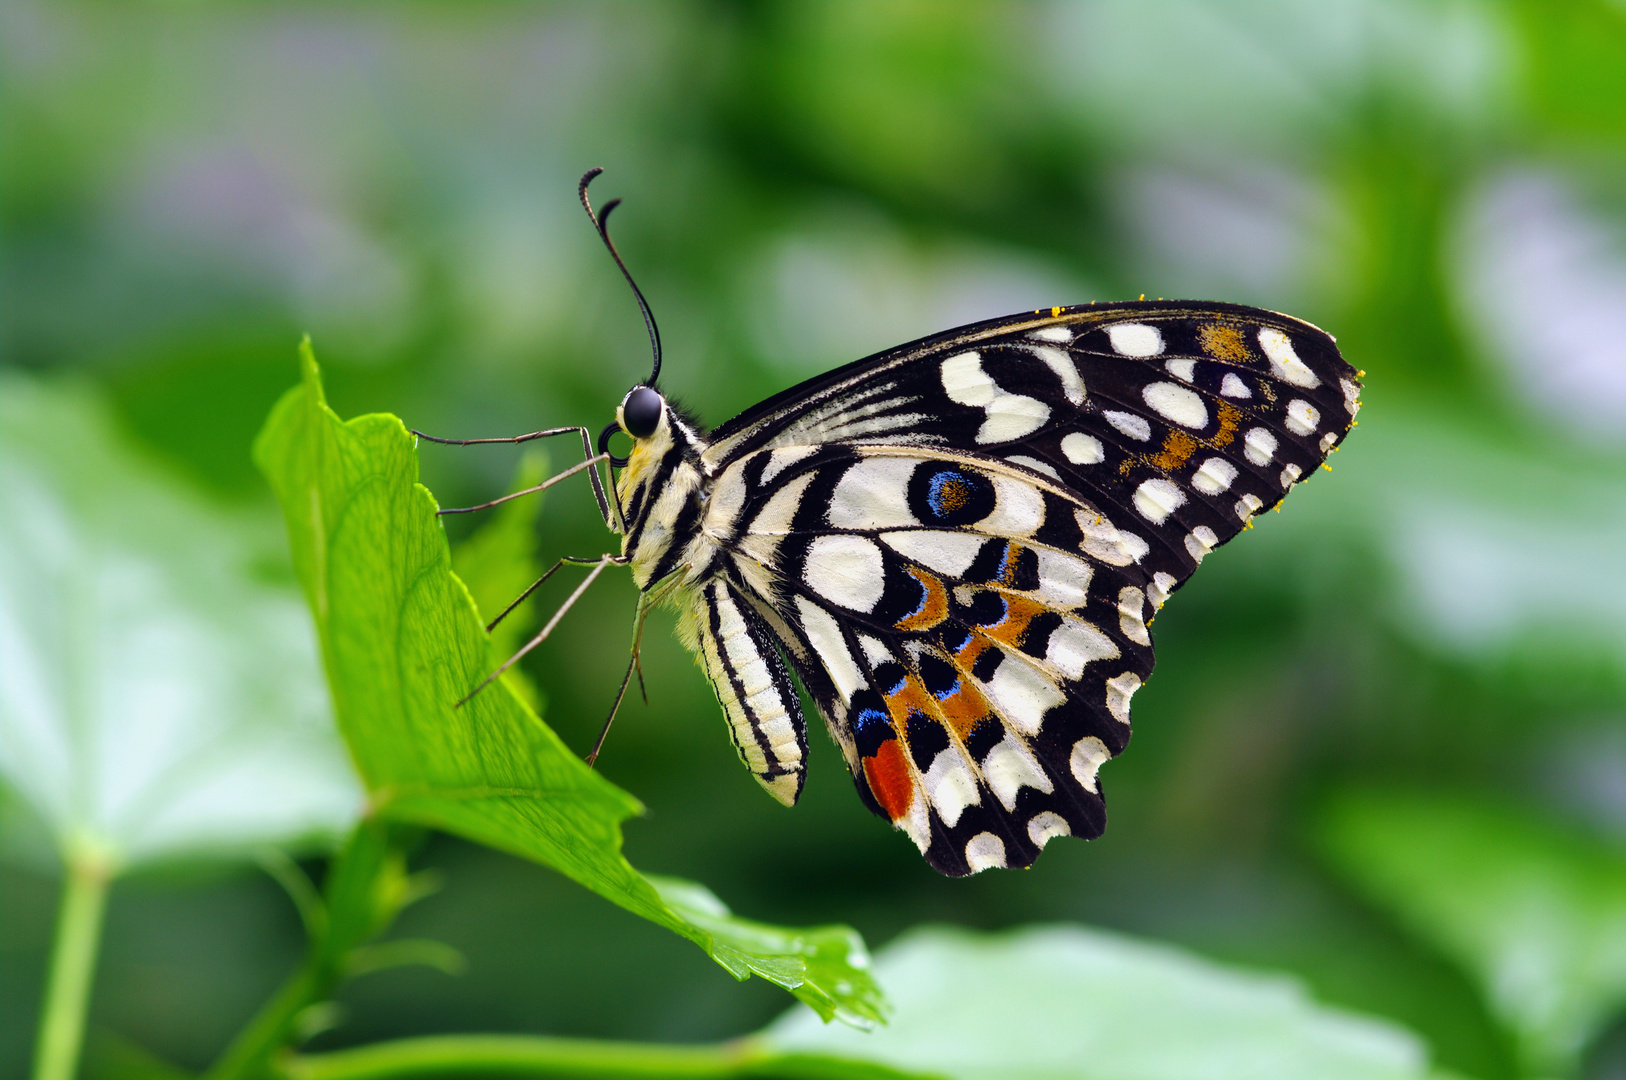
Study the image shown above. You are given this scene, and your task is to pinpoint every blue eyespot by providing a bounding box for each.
[908,464,994,525]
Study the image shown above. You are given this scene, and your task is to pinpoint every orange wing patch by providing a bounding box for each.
[1198,322,1251,363]
[896,567,949,632]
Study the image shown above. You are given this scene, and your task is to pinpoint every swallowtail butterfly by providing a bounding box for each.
[429,171,1362,876]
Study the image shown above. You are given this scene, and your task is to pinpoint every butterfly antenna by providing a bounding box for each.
[579,167,662,386]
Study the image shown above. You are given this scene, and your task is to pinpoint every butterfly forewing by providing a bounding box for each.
[682,302,1358,874]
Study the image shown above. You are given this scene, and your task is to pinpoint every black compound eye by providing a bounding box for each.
[620,385,664,439]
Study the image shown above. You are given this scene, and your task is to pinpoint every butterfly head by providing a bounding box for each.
[599,383,670,469]
[619,385,664,440]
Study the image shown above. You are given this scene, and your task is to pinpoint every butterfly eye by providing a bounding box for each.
[621,386,664,439]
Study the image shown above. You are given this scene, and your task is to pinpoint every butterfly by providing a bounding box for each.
[428,171,1362,877]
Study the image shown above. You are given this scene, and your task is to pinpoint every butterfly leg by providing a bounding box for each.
[412,424,615,527]
[435,452,610,516]
[456,551,625,707]
[585,591,656,768]
[483,554,614,633]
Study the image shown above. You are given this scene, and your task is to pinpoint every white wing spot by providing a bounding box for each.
[1143,382,1207,429]
[1280,463,1302,488]
[857,634,892,667]
[759,445,818,486]
[1184,525,1218,562]
[1030,325,1074,343]
[1235,493,1264,522]
[1165,358,1196,382]
[1045,615,1119,677]
[1107,322,1165,357]
[1192,456,1238,495]
[1285,398,1320,436]
[985,654,1066,735]
[965,832,1007,872]
[1075,511,1135,567]
[1319,431,1337,452]
[748,471,817,535]
[923,748,980,827]
[828,457,921,530]
[1117,530,1150,563]
[1147,571,1177,610]
[1028,811,1072,847]
[1243,427,1277,466]
[1061,432,1104,464]
[1105,672,1142,724]
[983,736,1054,811]
[804,535,886,613]
[881,530,984,577]
[984,474,1046,536]
[1220,372,1252,399]
[941,351,995,406]
[1132,478,1186,524]
[1005,454,1061,480]
[941,348,1054,444]
[1340,377,1361,416]
[978,394,1051,444]
[1032,345,1085,405]
[1257,327,1321,388]
[795,597,862,702]
[1117,586,1150,646]
[1035,548,1094,609]
[1069,736,1111,793]
[1105,410,1152,441]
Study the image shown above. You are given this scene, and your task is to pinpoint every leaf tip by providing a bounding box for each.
[298,337,327,407]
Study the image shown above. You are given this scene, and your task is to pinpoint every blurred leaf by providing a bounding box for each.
[252,343,886,1028]
[1514,0,1626,141]
[0,373,358,870]
[1318,788,1626,1076]
[768,924,1454,1080]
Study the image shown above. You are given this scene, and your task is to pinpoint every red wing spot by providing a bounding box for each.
[863,739,915,821]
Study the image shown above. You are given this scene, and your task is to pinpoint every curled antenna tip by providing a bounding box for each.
[575,168,662,386]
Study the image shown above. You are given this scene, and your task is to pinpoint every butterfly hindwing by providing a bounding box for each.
[705,445,1153,874]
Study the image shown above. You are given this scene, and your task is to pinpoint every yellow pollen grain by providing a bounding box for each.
[1051,306,1062,317]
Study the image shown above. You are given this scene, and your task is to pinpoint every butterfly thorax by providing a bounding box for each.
[615,398,714,591]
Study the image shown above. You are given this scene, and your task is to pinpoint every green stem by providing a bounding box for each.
[203,958,327,1080]
[277,1035,769,1080]
[33,843,114,1080]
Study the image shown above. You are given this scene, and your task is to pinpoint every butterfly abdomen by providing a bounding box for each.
[692,578,808,806]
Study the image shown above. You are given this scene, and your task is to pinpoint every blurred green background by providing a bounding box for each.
[5,2,1626,1078]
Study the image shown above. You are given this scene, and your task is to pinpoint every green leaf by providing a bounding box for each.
[449,449,550,663]
[1318,788,1626,1077]
[252,342,886,1028]
[768,924,1457,1080]
[0,372,358,869]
